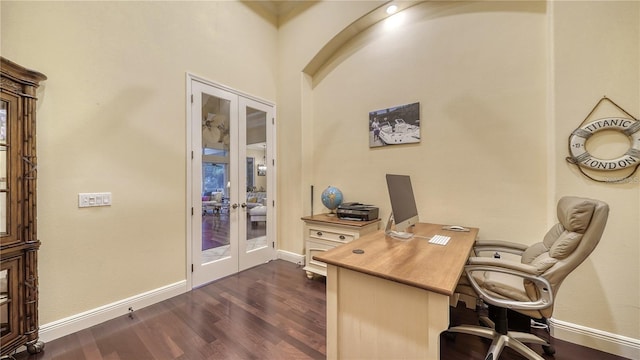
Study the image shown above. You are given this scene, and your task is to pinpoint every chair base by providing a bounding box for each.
[448,325,549,360]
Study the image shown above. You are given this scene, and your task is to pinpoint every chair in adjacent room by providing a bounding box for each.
[448,196,609,360]
[203,191,224,215]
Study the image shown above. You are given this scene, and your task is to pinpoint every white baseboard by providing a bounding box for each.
[39,280,188,343]
[277,249,305,266]
[38,255,305,345]
[32,273,640,360]
[550,318,640,359]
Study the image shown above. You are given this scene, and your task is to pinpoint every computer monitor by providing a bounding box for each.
[385,174,419,239]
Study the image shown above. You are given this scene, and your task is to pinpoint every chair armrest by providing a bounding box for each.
[467,257,538,274]
[474,240,529,256]
[464,259,554,311]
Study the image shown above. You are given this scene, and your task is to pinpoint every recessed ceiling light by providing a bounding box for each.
[386,4,398,15]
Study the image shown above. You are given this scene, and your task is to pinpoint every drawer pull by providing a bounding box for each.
[339,235,346,240]
[316,231,323,236]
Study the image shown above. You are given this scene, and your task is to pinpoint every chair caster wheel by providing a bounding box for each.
[542,344,556,355]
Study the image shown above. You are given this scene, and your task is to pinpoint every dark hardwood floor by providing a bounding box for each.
[10,260,630,360]
[442,305,630,360]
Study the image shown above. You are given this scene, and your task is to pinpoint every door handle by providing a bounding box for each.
[231,203,238,209]
[241,203,247,209]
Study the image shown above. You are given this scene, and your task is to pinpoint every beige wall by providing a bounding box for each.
[1,0,638,352]
[279,0,639,348]
[1,1,277,323]
[310,1,548,239]
[277,0,384,255]
[551,0,639,343]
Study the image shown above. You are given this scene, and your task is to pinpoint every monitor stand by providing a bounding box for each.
[384,213,414,240]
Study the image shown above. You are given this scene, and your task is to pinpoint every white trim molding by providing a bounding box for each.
[277,250,305,266]
[39,281,188,343]
[550,318,640,359]
[33,276,640,360]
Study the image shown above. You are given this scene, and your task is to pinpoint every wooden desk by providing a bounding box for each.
[314,223,478,359]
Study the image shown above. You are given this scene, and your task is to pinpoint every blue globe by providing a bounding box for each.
[321,186,343,213]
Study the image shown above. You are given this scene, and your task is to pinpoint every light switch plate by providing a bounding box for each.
[78,192,112,208]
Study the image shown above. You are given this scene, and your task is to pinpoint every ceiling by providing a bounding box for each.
[241,0,320,27]
[251,1,304,16]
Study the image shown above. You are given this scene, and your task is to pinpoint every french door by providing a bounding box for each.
[189,75,276,288]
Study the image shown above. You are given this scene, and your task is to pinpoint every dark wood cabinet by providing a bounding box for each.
[0,57,46,356]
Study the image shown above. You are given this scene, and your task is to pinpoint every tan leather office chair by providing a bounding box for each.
[448,196,609,360]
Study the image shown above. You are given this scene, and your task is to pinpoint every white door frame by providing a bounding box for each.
[186,72,277,289]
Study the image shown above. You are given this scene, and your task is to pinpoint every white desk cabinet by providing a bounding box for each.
[301,214,380,279]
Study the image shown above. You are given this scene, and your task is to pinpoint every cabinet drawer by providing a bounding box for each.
[305,240,335,276]
[307,227,354,243]
[302,215,381,279]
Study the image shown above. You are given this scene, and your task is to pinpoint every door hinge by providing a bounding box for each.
[272,117,275,125]
[191,264,194,272]
[272,242,275,248]
[191,207,194,215]
[191,94,194,103]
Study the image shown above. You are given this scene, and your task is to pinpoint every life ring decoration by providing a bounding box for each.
[567,117,640,171]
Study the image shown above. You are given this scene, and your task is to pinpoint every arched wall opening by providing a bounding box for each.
[300,1,549,239]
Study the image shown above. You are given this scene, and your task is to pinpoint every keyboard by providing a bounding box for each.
[429,234,451,246]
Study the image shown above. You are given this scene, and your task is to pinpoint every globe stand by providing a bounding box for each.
[327,209,337,217]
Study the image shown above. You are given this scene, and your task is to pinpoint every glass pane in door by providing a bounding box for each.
[201,94,232,264]
[245,107,268,252]
[1,100,7,145]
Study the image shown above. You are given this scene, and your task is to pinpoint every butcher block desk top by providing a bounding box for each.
[313,222,478,296]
